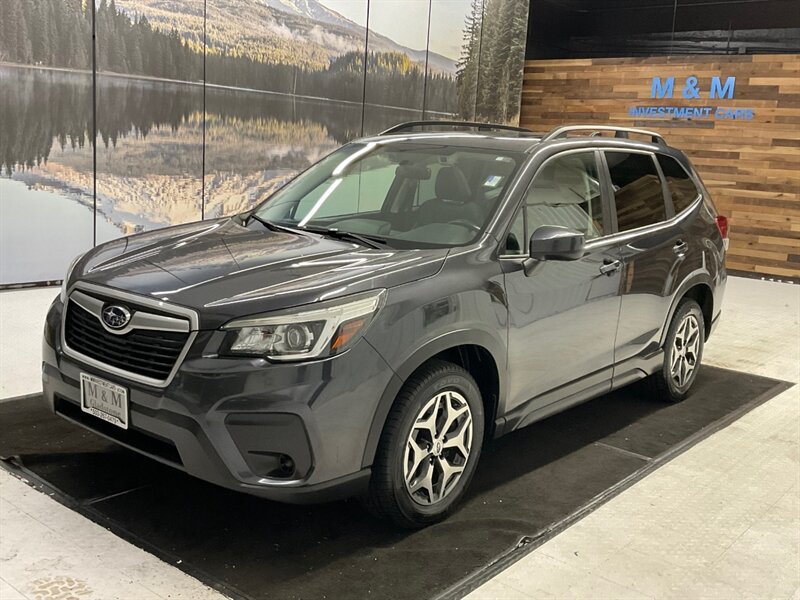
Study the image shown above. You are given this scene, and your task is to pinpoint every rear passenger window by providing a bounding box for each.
[605,152,667,232]
[657,154,701,214]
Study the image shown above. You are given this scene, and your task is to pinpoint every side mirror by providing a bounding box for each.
[529,225,586,261]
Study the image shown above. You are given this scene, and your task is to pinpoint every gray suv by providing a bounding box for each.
[43,122,728,528]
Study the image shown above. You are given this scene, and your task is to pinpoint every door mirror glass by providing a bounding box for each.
[529,226,585,261]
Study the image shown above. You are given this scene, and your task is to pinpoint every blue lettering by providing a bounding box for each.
[627,104,751,121]
[682,76,701,99]
[651,77,674,99]
[710,76,736,99]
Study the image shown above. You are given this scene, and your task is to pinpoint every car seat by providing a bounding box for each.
[416,166,482,228]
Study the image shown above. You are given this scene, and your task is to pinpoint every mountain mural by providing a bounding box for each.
[0,0,530,285]
[113,0,457,73]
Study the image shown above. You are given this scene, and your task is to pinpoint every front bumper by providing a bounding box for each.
[42,297,399,503]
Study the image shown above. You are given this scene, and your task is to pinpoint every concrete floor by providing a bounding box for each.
[0,277,798,599]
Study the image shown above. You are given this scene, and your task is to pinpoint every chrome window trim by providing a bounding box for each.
[584,195,699,248]
[486,139,662,236]
[61,281,199,388]
[497,186,702,260]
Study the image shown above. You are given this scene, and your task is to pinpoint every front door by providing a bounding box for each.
[501,150,622,422]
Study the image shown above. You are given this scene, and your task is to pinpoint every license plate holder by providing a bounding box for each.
[80,373,129,430]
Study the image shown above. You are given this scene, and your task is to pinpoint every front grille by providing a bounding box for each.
[65,300,189,381]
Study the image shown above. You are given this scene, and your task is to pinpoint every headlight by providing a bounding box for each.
[59,252,86,303]
[221,289,386,361]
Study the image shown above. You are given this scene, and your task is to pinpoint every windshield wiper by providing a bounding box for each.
[245,213,302,235]
[299,226,387,250]
[241,213,388,249]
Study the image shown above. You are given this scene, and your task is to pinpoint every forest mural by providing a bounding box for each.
[0,0,530,285]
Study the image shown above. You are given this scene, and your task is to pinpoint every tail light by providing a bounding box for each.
[715,215,729,250]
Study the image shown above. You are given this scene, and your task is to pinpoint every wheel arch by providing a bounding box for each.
[682,283,714,338]
[361,331,505,470]
[661,275,715,347]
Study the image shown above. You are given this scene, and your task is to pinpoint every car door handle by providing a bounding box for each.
[673,240,688,254]
[599,259,621,276]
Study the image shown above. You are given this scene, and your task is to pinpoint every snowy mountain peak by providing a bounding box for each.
[259,0,356,29]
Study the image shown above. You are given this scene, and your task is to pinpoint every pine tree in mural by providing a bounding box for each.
[0,0,90,67]
[0,0,199,79]
[456,0,483,120]
[0,0,456,110]
[456,0,528,123]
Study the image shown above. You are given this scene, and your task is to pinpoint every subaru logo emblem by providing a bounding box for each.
[102,304,132,329]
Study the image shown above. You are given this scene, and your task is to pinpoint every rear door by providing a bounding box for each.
[501,150,622,422]
[601,150,685,382]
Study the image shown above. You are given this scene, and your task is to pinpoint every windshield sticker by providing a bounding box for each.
[484,175,503,187]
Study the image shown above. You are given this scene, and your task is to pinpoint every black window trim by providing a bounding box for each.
[600,147,673,238]
[655,152,704,219]
[652,153,677,220]
[586,147,702,250]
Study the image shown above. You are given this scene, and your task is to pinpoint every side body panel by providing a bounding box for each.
[610,150,727,386]
[361,240,509,466]
[483,140,725,434]
[501,247,621,430]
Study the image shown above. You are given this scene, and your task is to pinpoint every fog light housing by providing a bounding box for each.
[278,454,295,477]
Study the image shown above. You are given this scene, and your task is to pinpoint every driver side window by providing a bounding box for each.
[503,152,604,255]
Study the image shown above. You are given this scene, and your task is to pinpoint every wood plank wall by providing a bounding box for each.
[520,55,800,279]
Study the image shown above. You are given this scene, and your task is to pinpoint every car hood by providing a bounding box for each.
[76,218,448,328]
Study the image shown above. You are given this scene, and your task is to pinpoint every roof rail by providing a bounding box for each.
[542,125,667,146]
[380,120,535,136]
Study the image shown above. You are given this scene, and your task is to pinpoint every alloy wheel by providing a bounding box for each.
[670,313,701,388]
[403,390,473,505]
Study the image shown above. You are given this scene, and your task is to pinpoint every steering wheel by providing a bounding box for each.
[447,219,481,233]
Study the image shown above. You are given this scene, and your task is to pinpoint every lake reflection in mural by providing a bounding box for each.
[0,66,95,284]
[0,65,418,283]
[0,0,530,285]
[203,86,365,221]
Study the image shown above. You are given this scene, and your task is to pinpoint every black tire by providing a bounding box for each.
[649,298,705,403]
[364,359,484,529]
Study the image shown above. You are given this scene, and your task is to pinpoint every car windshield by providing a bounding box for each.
[254,141,524,249]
